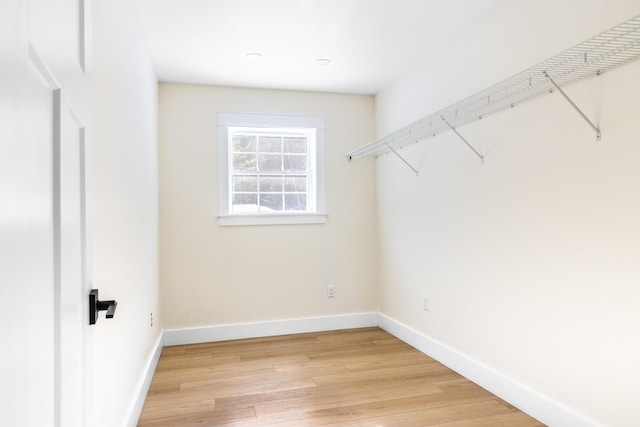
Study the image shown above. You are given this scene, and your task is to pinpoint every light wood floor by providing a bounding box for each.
[138,327,544,426]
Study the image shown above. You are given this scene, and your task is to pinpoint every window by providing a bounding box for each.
[218,113,326,226]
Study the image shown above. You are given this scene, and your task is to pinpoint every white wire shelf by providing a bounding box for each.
[346,14,640,161]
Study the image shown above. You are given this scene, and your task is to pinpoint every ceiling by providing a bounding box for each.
[136,0,501,95]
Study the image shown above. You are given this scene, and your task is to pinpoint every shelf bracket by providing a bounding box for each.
[440,115,484,163]
[385,142,419,176]
[543,71,601,141]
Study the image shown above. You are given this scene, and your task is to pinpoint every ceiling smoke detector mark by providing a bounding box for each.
[316,58,331,66]
[246,52,263,59]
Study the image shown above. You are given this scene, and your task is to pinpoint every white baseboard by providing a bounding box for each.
[126,331,164,427]
[377,313,597,427]
[163,312,378,346]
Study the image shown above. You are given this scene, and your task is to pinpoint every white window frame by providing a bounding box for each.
[218,112,326,226]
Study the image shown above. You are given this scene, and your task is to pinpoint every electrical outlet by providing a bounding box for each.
[423,295,429,311]
[327,285,336,298]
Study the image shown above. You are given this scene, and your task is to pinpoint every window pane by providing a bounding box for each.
[260,194,282,211]
[233,176,257,192]
[232,193,258,212]
[259,154,282,172]
[284,176,306,192]
[259,136,282,153]
[284,154,306,171]
[284,137,307,153]
[233,153,257,171]
[232,135,257,152]
[259,176,283,192]
[285,194,307,211]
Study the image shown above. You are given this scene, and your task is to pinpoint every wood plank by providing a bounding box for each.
[137,396,216,422]
[312,360,454,385]
[328,399,520,427]
[429,411,545,426]
[137,406,256,426]
[346,387,496,418]
[179,376,317,398]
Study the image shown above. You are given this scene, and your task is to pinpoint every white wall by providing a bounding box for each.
[159,84,376,330]
[375,1,640,426]
[92,1,160,426]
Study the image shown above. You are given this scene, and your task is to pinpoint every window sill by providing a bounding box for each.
[218,213,327,227]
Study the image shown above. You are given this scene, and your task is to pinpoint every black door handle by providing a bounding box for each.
[89,289,118,325]
[97,299,117,318]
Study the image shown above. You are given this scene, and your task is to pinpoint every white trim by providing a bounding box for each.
[377,313,598,427]
[218,212,327,226]
[126,332,164,427]
[217,112,326,226]
[163,313,378,346]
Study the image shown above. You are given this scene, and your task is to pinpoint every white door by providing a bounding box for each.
[0,1,94,426]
